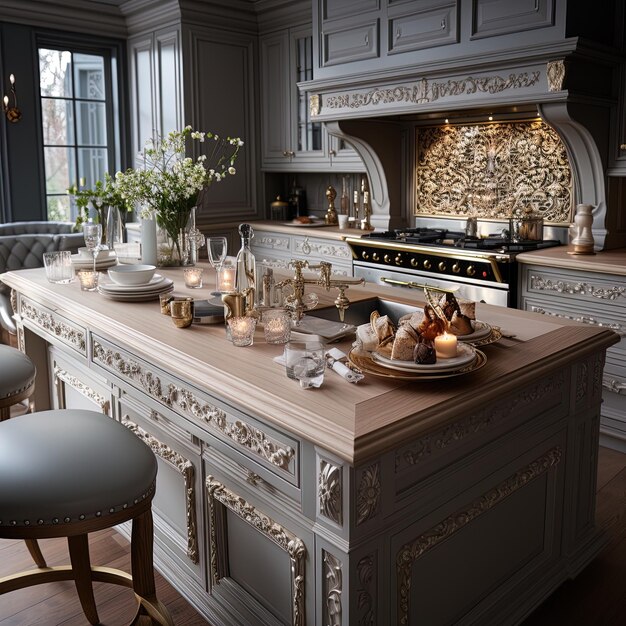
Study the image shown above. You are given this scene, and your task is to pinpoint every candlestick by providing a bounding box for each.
[434,332,458,358]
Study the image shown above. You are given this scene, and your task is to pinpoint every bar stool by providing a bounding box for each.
[0,409,173,625]
[0,344,35,421]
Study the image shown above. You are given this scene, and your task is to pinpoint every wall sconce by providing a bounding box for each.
[3,74,21,123]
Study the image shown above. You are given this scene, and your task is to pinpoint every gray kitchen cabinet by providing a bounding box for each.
[260,23,363,172]
[251,228,353,276]
[518,261,626,451]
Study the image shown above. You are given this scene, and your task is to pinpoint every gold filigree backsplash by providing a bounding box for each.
[415,120,573,224]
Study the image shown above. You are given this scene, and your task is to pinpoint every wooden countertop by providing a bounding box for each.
[517,245,626,275]
[2,264,619,464]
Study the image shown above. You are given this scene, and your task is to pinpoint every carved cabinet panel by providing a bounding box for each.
[519,263,626,448]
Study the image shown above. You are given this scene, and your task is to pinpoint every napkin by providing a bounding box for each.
[325,347,364,383]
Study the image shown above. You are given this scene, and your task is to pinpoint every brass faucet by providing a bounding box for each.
[275,260,364,322]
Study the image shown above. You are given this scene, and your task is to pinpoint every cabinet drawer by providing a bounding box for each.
[322,20,379,66]
[523,266,626,311]
[388,3,457,54]
[252,232,291,254]
[292,235,352,264]
[90,334,300,489]
[19,296,87,357]
[322,0,379,21]
[472,0,554,39]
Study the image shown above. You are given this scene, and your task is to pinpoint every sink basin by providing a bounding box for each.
[307,297,420,327]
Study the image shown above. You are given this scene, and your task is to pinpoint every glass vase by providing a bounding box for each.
[105,205,123,251]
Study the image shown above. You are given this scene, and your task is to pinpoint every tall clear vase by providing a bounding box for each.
[105,205,123,251]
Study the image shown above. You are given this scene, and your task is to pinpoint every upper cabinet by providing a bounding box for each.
[128,28,182,163]
[260,23,364,172]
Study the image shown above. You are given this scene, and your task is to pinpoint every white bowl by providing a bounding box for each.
[108,264,156,286]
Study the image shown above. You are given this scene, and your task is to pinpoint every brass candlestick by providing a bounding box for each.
[325,185,338,225]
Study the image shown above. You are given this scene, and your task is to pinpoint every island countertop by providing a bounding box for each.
[517,244,626,274]
[1,263,618,463]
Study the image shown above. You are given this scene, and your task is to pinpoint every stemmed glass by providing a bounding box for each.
[206,236,227,294]
[83,222,103,272]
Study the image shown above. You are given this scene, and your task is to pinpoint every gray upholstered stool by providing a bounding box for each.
[0,344,35,421]
[0,409,173,625]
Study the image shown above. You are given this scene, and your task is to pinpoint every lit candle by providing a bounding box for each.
[263,309,291,344]
[228,316,256,347]
[77,269,99,292]
[183,267,203,288]
[218,266,235,292]
[9,74,15,86]
[3,95,8,108]
[434,332,458,358]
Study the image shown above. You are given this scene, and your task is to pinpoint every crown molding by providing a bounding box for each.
[120,0,181,35]
[179,0,259,35]
[0,0,127,38]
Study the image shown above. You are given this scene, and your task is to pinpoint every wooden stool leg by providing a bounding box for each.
[24,539,47,568]
[130,509,173,626]
[67,534,99,626]
[0,406,9,421]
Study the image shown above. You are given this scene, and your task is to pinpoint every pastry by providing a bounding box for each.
[390,325,419,361]
[414,337,436,364]
[293,216,312,224]
[449,310,473,336]
[370,311,395,343]
[417,305,446,340]
[356,323,379,352]
[399,310,425,331]
[458,300,476,320]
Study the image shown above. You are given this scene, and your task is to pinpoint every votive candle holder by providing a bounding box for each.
[263,308,291,344]
[77,269,99,291]
[183,267,204,288]
[228,316,257,347]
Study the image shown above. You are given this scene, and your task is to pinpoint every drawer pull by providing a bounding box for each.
[246,470,262,486]
[396,28,401,39]
[364,34,369,46]
[441,18,446,30]
[603,376,626,394]
[302,237,311,255]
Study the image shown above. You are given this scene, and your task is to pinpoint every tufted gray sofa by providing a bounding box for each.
[0,222,84,344]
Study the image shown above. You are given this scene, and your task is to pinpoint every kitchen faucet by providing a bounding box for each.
[275,260,364,322]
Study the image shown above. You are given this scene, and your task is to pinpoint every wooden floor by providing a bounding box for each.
[1,446,626,625]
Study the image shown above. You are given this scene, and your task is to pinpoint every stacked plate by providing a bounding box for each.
[98,273,174,302]
[71,251,118,271]
[372,342,477,373]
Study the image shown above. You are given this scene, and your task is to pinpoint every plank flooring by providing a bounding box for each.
[1,446,626,625]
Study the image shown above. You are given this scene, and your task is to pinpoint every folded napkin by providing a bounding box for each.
[325,347,364,384]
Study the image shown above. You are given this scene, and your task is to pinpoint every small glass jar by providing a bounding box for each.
[228,316,257,347]
[263,308,291,344]
[183,267,204,288]
[77,269,99,291]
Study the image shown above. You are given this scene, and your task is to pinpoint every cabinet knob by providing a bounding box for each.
[438,261,446,272]
[395,254,403,265]
[452,263,460,273]
[423,259,431,270]
[383,254,391,263]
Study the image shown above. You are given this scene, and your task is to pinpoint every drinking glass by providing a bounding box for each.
[83,222,103,272]
[284,340,325,389]
[207,236,227,293]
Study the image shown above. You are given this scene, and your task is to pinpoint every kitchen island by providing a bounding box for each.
[1,264,618,626]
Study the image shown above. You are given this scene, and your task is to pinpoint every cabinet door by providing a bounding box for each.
[471,0,554,39]
[260,30,292,164]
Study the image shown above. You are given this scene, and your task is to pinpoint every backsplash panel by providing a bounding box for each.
[415,120,573,224]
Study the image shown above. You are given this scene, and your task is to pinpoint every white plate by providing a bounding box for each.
[456,320,492,342]
[71,257,118,270]
[98,274,167,292]
[281,220,329,228]
[372,342,477,373]
[97,284,174,302]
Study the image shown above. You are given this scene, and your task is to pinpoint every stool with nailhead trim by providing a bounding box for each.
[0,409,173,625]
[0,344,36,421]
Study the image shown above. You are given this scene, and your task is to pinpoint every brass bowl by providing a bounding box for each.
[171,315,193,328]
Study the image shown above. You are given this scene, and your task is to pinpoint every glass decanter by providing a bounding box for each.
[234,223,256,310]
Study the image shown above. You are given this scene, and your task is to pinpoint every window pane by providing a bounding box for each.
[47,195,71,222]
[76,101,107,145]
[39,49,72,97]
[74,54,105,100]
[78,148,107,187]
[41,97,74,145]
[44,146,75,194]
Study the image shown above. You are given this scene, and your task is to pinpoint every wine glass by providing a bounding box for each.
[206,236,227,294]
[83,222,103,272]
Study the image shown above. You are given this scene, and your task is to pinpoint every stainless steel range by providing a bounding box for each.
[346,228,561,307]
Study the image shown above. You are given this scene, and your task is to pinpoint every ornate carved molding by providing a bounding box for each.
[322,71,540,113]
[323,550,343,626]
[415,121,572,222]
[593,353,604,398]
[206,476,306,626]
[396,447,562,624]
[257,236,290,251]
[357,554,376,626]
[10,289,17,315]
[122,415,199,564]
[547,60,565,92]
[310,93,320,117]
[319,460,342,525]
[21,298,86,353]
[53,366,110,415]
[528,306,625,336]
[530,275,625,300]
[396,373,564,470]
[576,361,588,403]
[356,462,381,525]
[92,341,296,474]
[293,239,351,260]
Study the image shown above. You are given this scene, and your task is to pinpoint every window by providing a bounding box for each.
[38,47,116,221]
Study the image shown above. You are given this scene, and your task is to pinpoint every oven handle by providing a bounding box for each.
[379,277,459,293]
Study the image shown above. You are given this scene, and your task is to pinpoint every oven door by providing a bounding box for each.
[353,262,511,307]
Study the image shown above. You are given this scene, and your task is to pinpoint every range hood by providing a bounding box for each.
[303,49,624,250]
